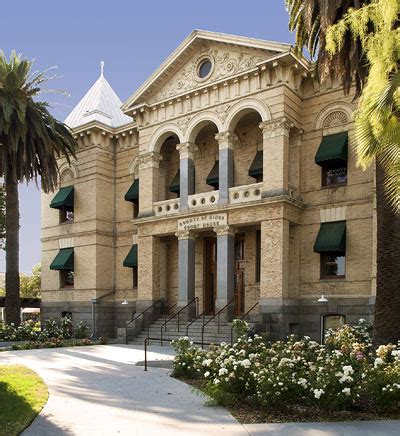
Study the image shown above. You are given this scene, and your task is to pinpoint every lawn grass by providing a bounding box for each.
[0,365,48,436]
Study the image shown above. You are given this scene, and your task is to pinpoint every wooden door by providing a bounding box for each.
[234,234,245,315]
[204,237,217,314]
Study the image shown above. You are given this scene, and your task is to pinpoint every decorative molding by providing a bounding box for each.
[58,161,78,186]
[183,110,224,142]
[320,207,347,223]
[59,238,74,249]
[259,117,293,139]
[176,142,199,160]
[147,122,184,153]
[128,157,139,176]
[313,101,354,131]
[223,97,271,131]
[138,152,162,170]
[323,110,349,129]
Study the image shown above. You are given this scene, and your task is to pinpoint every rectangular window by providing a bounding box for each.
[61,271,74,288]
[322,163,347,186]
[255,230,261,283]
[132,266,138,288]
[60,207,74,223]
[321,254,345,279]
[133,200,139,218]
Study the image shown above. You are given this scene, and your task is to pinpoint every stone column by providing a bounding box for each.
[176,142,198,210]
[259,117,293,198]
[138,151,162,217]
[215,225,235,318]
[259,218,290,339]
[215,132,239,205]
[176,230,197,319]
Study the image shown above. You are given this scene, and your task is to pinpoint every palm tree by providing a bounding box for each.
[285,0,400,345]
[0,51,76,325]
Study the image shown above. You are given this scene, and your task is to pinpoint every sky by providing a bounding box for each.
[0,0,294,273]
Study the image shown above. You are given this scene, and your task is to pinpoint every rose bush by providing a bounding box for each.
[172,319,400,414]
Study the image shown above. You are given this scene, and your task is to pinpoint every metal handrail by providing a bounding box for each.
[186,310,207,336]
[164,302,178,324]
[230,301,259,345]
[126,298,165,330]
[201,296,236,348]
[161,297,198,346]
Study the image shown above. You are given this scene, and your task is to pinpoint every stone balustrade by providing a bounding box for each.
[153,198,180,216]
[229,183,262,205]
[188,190,219,210]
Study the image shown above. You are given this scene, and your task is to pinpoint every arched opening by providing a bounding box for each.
[158,134,180,201]
[192,122,219,194]
[232,110,263,187]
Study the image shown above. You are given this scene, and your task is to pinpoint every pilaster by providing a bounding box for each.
[259,117,293,198]
[138,151,162,217]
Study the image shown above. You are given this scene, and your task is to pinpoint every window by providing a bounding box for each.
[61,270,74,287]
[255,230,261,283]
[132,266,138,289]
[321,253,345,279]
[132,199,139,218]
[322,162,347,186]
[321,314,346,343]
[60,206,74,223]
[198,59,212,79]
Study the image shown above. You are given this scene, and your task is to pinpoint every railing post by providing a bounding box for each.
[144,338,148,371]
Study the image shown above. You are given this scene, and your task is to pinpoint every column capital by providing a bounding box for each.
[138,151,162,170]
[175,230,198,240]
[176,142,199,160]
[259,117,293,139]
[213,225,235,237]
[215,131,240,150]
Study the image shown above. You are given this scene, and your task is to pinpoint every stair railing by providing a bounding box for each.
[201,296,236,348]
[126,298,165,339]
[230,302,259,345]
[160,297,198,346]
[185,310,207,337]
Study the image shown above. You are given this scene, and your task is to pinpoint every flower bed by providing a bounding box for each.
[0,317,109,350]
[171,320,400,422]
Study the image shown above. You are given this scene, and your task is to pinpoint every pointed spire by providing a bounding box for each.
[100,60,104,77]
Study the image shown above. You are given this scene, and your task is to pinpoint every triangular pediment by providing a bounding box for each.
[122,30,291,111]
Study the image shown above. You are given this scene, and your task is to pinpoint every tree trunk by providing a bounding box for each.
[4,178,20,326]
[373,162,400,346]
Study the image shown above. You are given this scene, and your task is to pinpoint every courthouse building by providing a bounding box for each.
[41,30,376,341]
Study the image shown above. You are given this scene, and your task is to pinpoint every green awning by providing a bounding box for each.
[248,151,263,179]
[315,132,348,165]
[50,186,74,209]
[206,161,219,189]
[314,221,346,254]
[125,179,139,202]
[169,170,180,194]
[50,248,74,271]
[123,244,138,268]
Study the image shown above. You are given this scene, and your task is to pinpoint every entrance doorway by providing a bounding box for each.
[203,234,246,316]
[204,237,217,314]
[234,234,245,315]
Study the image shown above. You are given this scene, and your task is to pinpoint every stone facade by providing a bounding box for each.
[41,30,375,341]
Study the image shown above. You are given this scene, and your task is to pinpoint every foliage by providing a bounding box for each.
[326,0,400,210]
[173,320,400,414]
[0,365,48,436]
[19,264,41,298]
[0,316,89,342]
[285,0,372,95]
[0,185,4,250]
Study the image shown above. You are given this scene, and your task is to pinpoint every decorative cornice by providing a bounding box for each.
[259,117,293,139]
[176,142,199,160]
[138,152,162,170]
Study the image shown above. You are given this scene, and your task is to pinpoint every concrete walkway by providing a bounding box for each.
[1,344,399,435]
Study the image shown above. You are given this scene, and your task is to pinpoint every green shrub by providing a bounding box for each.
[74,321,89,339]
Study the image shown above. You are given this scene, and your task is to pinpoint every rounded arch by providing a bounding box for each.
[128,157,139,177]
[184,111,223,143]
[148,123,184,153]
[58,161,78,185]
[224,98,271,132]
[313,102,354,130]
